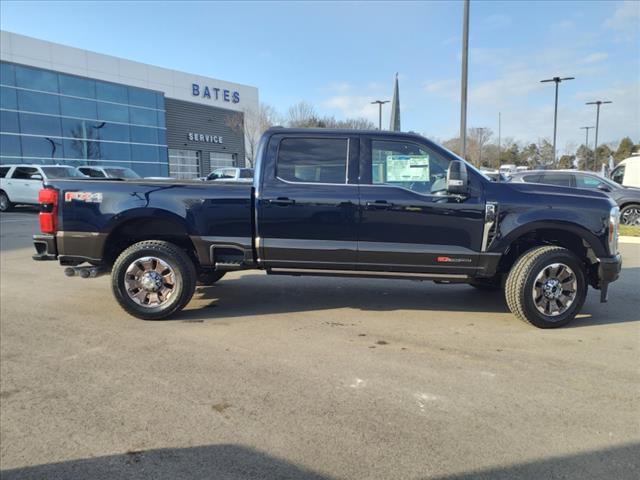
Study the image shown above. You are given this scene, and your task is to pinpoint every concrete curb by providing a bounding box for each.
[620,236,640,244]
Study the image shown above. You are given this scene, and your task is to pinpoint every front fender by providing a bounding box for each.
[492,207,608,257]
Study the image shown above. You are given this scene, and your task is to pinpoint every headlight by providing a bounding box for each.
[608,206,620,255]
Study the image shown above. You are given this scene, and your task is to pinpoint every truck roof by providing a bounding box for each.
[265,127,426,139]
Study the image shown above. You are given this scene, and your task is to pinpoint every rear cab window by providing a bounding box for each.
[41,167,84,179]
[276,137,348,184]
[0,167,9,178]
[80,167,106,178]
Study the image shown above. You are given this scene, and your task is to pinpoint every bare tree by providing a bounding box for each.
[467,127,493,166]
[286,101,321,127]
[226,103,280,167]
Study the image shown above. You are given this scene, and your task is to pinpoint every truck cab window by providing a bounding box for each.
[610,165,625,185]
[371,140,449,194]
[277,137,348,184]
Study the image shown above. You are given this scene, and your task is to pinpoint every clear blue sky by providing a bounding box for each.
[1,0,638,152]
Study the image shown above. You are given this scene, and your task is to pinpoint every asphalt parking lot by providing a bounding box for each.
[1,210,639,479]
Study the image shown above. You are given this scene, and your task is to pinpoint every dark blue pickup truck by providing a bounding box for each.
[32,128,622,328]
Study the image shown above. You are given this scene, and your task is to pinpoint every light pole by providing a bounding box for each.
[498,112,501,167]
[370,100,389,130]
[586,100,612,171]
[579,126,594,169]
[459,0,470,158]
[540,76,574,164]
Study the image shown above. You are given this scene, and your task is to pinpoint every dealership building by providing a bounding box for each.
[0,31,258,178]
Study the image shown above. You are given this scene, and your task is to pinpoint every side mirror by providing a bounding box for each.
[597,183,611,192]
[447,160,468,195]
[30,174,43,180]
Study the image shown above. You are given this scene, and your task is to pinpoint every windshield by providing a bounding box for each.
[104,167,140,179]
[41,167,85,179]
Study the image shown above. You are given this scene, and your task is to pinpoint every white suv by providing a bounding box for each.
[0,165,85,212]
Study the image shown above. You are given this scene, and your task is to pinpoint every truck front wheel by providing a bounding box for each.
[505,246,587,328]
[111,240,196,320]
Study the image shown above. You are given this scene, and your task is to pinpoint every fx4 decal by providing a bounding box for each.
[64,191,103,203]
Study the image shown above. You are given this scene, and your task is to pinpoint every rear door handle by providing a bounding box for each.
[366,200,393,210]
[268,197,295,206]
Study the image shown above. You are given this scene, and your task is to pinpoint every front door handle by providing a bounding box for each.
[366,200,393,210]
[268,197,295,206]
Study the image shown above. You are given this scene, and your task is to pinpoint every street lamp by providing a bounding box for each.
[370,100,389,130]
[579,126,594,169]
[459,0,470,158]
[586,100,612,171]
[540,76,574,164]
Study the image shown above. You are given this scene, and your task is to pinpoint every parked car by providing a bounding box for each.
[0,165,86,211]
[202,167,253,183]
[509,169,640,225]
[499,164,517,175]
[78,166,141,179]
[77,166,172,181]
[609,156,640,189]
[32,128,621,328]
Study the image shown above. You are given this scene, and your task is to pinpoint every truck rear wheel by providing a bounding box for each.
[111,240,196,320]
[505,246,587,328]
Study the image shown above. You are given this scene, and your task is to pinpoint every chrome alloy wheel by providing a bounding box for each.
[532,263,577,317]
[124,256,176,308]
[621,206,640,226]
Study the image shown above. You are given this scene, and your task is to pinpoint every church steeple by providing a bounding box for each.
[389,73,401,132]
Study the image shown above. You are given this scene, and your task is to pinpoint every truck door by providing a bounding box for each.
[256,133,360,270]
[357,136,486,274]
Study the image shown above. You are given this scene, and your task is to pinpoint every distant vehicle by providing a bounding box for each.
[202,167,254,183]
[609,156,640,189]
[499,164,518,175]
[480,169,504,182]
[77,166,172,181]
[0,165,86,212]
[509,169,640,225]
[516,166,529,172]
[78,166,141,179]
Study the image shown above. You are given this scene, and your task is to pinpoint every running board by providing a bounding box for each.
[267,268,469,282]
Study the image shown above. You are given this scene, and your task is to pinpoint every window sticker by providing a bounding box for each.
[385,155,430,182]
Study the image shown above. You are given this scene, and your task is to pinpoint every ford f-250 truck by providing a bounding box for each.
[32,128,622,328]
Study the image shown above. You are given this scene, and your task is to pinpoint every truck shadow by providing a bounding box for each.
[177,267,640,328]
[1,442,638,480]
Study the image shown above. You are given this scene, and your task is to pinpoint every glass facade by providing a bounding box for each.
[0,61,169,177]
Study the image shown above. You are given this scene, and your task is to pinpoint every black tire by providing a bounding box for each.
[469,277,502,291]
[197,271,226,286]
[0,191,13,212]
[620,204,640,226]
[111,240,196,320]
[505,246,587,328]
